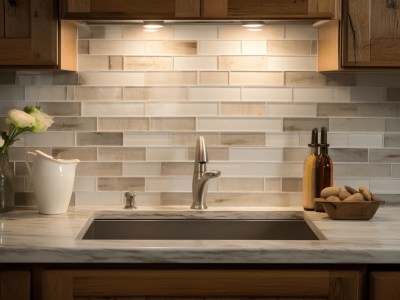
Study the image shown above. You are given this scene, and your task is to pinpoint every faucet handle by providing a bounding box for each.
[124,192,137,209]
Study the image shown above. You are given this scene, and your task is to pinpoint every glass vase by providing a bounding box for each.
[0,152,14,212]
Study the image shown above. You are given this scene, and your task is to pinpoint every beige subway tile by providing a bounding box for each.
[161,162,193,176]
[174,56,218,70]
[150,117,196,131]
[285,25,318,39]
[199,40,241,55]
[25,86,67,100]
[78,55,110,71]
[174,25,218,39]
[78,40,89,54]
[78,25,105,39]
[219,56,268,71]
[219,25,284,40]
[52,147,97,161]
[82,103,145,117]
[242,87,292,101]
[230,72,283,86]
[318,103,400,117]
[282,178,302,192]
[50,117,97,131]
[266,133,300,147]
[199,72,228,85]
[77,132,123,146]
[109,56,123,70]
[219,178,264,192]
[283,118,329,131]
[98,177,145,191]
[98,147,146,161]
[75,191,121,206]
[385,133,400,147]
[190,87,240,101]
[265,178,281,192]
[311,40,318,54]
[124,132,170,146]
[267,57,317,71]
[334,163,391,178]
[285,71,356,86]
[98,117,149,131]
[330,148,368,163]
[198,117,282,132]
[123,162,161,176]
[146,102,218,117]
[124,87,187,101]
[20,132,75,147]
[75,87,122,101]
[283,148,309,162]
[386,118,400,132]
[268,40,314,56]
[267,103,316,117]
[0,86,24,100]
[9,147,50,162]
[330,118,385,132]
[220,102,266,116]
[79,72,144,86]
[77,162,122,176]
[146,72,197,86]
[242,41,267,55]
[170,133,219,146]
[36,102,80,116]
[124,57,173,71]
[90,40,145,55]
[74,177,97,192]
[145,41,197,55]
[220,133,265,146]
[123,25,173,39]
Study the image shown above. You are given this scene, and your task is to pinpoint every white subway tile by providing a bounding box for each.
[82,102,145,116]
[370,179,400,193]
[123,162,162,176]
[285,25,318,40]
[242,41,267,55]
[146,102,218,116]
[267,57,317,71]
[75,191,122,206]
[334,87,351,102]
[174,56,218,70]
[267,103,316,117]
[293,87,334,102]
[90,40,145,55]
[189,87,240,101]
[199,41,241,55]
[242,87,292,101]
[124,132,170,146]
[266,133,300,146]
[173,25,218,40]
[207,162,242,176]
[348,133,383,148]
[146,177,192,192]
[79,72,145,86]
[242,162,303,177]
[146,147,188,161]
[197,117,282,131]
[230,148,283,162]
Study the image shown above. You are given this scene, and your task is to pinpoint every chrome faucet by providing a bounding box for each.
[191,136,221,209]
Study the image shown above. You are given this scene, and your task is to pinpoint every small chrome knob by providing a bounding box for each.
[124,192,136,209]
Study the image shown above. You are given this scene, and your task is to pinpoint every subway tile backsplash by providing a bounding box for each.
[2,23,400,207]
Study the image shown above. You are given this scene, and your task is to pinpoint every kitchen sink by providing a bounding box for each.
[81,219,319,240]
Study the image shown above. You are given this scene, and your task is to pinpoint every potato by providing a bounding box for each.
[320,186,341,198]
[343,193,364,202]
[338,190,352,200]
[344,185,358,194]
[326,196,341,202]
[359,186,372,201]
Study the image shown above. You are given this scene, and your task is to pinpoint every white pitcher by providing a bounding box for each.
[25,150,80,215]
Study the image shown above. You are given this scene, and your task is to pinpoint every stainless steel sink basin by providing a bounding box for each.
[81,219,319,240]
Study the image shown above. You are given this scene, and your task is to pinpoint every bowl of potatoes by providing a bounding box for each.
[314,185,381,220]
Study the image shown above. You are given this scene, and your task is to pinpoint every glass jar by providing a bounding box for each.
[0,152,14,212]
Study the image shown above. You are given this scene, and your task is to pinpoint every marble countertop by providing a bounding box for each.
[0,206,399,264]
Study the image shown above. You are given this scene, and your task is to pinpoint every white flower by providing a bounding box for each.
[0,137,4,148]
[5,109,35,129]
[29,107,54,132]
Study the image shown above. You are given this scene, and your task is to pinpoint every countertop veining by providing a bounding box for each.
[0,206,400,264]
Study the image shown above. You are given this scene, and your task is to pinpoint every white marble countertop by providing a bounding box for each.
[0,206,399,264]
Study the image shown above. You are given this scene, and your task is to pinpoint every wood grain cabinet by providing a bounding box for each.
[0,0,76,70]
[318,0,400,71]
[61,0,334,20]
[35,267,364,300]
[0,269,30,300]
[370,271,400,300]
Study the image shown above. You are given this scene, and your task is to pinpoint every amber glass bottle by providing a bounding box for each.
[302,128,318,211]
[315,127,333,211]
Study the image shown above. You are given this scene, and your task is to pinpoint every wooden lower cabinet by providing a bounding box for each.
[34,267,365,300]
[370,271,400,300]
[0,269,30,300]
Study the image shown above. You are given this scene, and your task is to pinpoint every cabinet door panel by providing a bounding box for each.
[0,1,4,38]
[370,272,400,300]
[0,270,30,300]
[4,0,30,38]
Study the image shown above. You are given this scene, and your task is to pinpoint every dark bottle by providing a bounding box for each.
[315,126,333,212]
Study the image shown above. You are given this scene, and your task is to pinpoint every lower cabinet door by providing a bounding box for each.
[370,271,400,300]
[0,270,30,300]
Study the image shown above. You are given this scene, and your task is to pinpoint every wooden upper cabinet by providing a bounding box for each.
[62,0,201,19]
[201,0,334,19]
[0,0,76,70]
[319,0,400,70]
[61,0,334,20]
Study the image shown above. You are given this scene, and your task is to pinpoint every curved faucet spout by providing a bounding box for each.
[191,137,221,210]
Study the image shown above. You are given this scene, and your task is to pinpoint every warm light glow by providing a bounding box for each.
[143,21,164,30]
[241,21,264,28]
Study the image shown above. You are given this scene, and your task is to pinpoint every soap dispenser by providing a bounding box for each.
[315,126,333,212]
[303,128,318,210]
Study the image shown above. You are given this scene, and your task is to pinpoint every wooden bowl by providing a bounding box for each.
[314,200,381,220]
